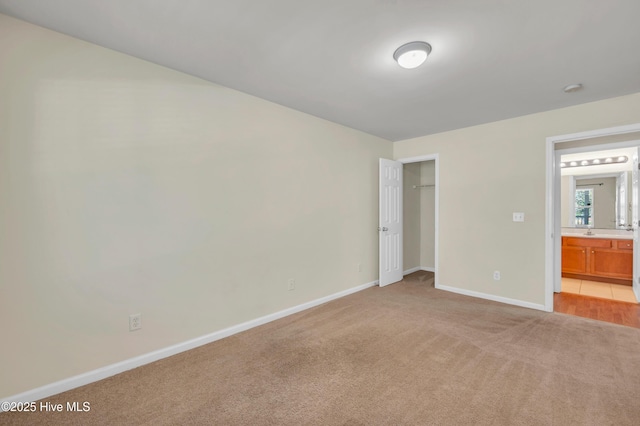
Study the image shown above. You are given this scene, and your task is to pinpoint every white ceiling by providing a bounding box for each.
[1,0,639,141]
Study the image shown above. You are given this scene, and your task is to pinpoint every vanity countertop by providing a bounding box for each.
[561,232,633,240]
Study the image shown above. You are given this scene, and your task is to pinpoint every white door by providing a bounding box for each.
[379,158,403,287]
[616,171,628,227]
[632,148,640,300]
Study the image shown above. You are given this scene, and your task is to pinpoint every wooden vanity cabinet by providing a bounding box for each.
[561,237,632,285]
[561,246,587,274]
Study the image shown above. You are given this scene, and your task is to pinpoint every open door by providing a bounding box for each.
[616,171,628,227]
[379,158,403,287]
[632,148,640,300]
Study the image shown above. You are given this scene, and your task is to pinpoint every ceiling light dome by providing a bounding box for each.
[393,41,432,69]
[563,83,583,93]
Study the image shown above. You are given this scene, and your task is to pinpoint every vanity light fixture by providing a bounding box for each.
[393,41,432,69]
[561,156,628,168]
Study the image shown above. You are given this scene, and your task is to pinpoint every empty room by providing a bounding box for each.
[1,1,640,425]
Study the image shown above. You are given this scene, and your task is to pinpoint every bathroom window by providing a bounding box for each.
[575,188,594,226]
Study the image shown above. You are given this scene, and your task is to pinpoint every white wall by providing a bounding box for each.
[394,92,640,306]
[0,14,392,398]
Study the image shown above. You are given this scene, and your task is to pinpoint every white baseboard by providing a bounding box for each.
[435,283,546,312]
[1,279,379,407]
[403,266,435,275]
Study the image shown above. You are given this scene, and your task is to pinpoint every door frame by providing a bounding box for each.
[396,154,439,287]
[545,123,640,311]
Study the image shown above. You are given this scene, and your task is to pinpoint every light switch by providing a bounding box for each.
[513,212,525,222]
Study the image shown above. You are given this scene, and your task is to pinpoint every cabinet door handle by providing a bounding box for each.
[592,251,595,254]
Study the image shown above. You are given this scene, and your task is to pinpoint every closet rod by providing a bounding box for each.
[412,184,435,189]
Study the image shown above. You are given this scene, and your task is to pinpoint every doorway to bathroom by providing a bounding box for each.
[557,146,638,305]
[546,123,640,321]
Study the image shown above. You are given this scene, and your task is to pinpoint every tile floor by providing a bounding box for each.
[561,277,638,303]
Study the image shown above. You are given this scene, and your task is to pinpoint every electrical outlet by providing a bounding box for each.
[287,279,295,291]
[493,271,501,281]
[129,313,141,331]
[357,263,362,272]
[513,212,525,222]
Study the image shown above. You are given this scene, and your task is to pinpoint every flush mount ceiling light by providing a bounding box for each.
[563,83,583,93]
[560,156,628,168]
[393,41,432,69]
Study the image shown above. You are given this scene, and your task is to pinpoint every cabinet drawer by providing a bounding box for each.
[616,240,633,250]
[564,237,611,248]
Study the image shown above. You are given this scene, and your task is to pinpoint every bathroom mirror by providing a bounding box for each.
[560,147,637,230]
[561,172,631,229]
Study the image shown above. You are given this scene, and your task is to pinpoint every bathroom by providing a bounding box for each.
[559,147,638,303]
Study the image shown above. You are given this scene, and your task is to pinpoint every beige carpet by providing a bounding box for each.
[3,271,640,425]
